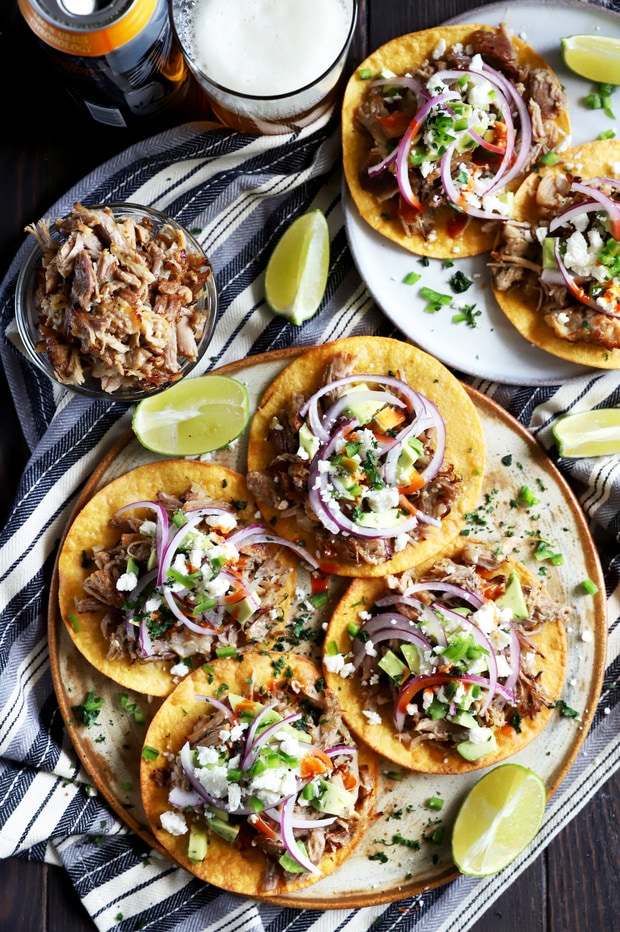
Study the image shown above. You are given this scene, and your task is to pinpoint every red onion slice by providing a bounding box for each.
[571,181,620,237]
[433,603,498,715]
[279,795,322,875]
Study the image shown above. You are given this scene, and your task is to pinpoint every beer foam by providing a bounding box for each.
[186,0,352,96]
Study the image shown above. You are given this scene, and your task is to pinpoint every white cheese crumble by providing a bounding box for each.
[362,709,382,725]
[116,571,138,593]
[160,810,188,835]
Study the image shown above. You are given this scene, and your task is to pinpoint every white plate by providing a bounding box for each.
[343,0,620,384]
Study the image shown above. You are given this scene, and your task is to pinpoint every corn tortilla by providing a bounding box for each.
[246,337,485,577]
[490,140,620,369]
[323,543,567,774]
[57,462,297,697]
[140,652,378,896]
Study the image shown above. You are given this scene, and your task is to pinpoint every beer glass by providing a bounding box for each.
[170,0,358,134]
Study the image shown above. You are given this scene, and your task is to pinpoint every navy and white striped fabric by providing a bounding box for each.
[0,108,618,932]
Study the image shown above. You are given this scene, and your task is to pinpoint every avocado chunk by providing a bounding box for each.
[224,590,261,623]
[456,729,498,761]
[449,709,478,729]
[357,507,402,529]
[542,236,559,269]
[312,777,356,816]
[378,648,409,683]
[208,816,240,844]
[395,437,424,486]
[496,570,528,619]
[187,823,209,861]
[298,422,320,460]
[340,383,378,424]
[400,642,421,674]
[279,840,311,873]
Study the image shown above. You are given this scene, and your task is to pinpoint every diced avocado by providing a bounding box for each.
[400,642,421,674]
[312,778,356,817]
[340,383,378,424]
[298,422,320,460]
[187,824,209,861]
[496,570,528,619]
[357,508,402,529]
[542,237,559,270]
[224,590,261,623]
[395,437,423,486]
[378,649,409,683]
[279,840,311,873]
[449,709,478,729]
[456,729,498,761]
[208,816,240,844]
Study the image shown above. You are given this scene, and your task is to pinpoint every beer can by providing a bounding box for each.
[18,0,190,127]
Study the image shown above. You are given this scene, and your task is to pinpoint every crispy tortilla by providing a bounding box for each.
[140,652,378,896]
[246,337,485,577]
[323,541,568,773]
[57,462,297,697]
[490,140,620,369]
[342,24,570,259]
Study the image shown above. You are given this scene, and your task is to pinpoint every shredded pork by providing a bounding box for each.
[25,202,213,392]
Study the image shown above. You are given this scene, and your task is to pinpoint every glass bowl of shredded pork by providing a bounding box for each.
[15,202,218,400]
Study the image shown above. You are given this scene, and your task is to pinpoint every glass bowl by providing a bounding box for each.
[14,202,218,402]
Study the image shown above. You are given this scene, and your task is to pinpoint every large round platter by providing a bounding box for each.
[343,0,620,384]
[48,347,606,909]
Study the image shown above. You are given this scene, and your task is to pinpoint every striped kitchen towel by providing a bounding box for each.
[0,110,618,932]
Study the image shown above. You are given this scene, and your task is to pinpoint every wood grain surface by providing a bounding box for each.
[0,1,618,929]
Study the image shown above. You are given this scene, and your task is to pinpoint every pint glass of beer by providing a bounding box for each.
[170,0,357,134]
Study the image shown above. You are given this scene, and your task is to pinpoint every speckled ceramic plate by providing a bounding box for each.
[48,347,606,909]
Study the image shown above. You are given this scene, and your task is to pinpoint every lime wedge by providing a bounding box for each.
[451,764,546,877]
[265,209,330,325]
[552,408,620,458]
[561,34,620,83]
[132,375,250,456]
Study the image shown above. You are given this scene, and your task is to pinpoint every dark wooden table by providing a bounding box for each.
[1,1,618,929]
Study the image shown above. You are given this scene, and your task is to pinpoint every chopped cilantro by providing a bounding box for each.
[449,270,473,293]
[72,691,104,727]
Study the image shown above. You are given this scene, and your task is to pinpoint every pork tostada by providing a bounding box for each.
[343,22,570,258]
[490,139,620,368]
[322,539,568,773]
[246,336,485,578]
[57,461,319,696]
[140,652,377,896]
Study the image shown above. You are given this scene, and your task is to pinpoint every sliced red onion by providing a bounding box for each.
[375,593,447,645]
[548,199,602,233]
[395,91,460,207]
[300,374,429,443]
[571,181,620,237]
[372,74,428,101]
[194,694,236,720]
[226,524,320,570]
[393,672,515,731]
[179,741,256,815]
[241,701,279,768]
[502,623,521,697]
[279,795,322,875]
[480,63,532,194]
[324,745,357,757]
[242,712,303,770]
[402,580,485,610]
[321,389,406,437]
[352,613,431,668]
[433,603,498,715]
[368,147,398,178]
[262,806,337,830]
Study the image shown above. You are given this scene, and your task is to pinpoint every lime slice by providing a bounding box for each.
[561,34,620,83]
[265,209,330,325]
[552,408,620,458]
[132,375,250,456]
[451,763,546,877]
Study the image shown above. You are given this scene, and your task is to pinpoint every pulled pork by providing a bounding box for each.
[490,173,620,351]
[26,202,212,392]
